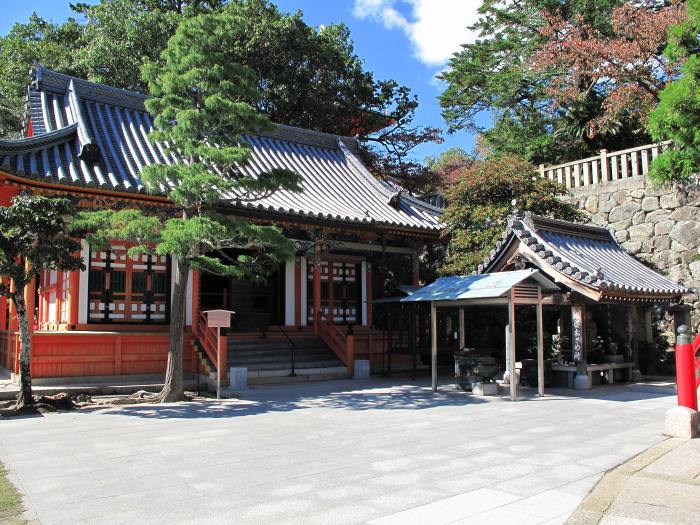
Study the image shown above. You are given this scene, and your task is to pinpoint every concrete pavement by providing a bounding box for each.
[0,378,675,525]
[567,436,700,524]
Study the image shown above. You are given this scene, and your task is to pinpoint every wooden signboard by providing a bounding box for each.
[203,309,233,328]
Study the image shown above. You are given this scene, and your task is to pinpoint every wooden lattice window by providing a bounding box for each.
[88,245,170,324]
[307,260,361,324]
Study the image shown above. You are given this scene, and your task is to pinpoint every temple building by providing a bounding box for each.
[476,213,688,388]
[0,67,442,385]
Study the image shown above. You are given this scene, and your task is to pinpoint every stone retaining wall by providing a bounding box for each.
[565,177,700,328]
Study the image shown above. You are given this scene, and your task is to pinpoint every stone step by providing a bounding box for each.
[230,360,343,371]
[247,368,350,384]
[227,341,328,352]
[230,348,335,359]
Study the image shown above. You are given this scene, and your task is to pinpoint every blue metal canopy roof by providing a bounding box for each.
[400,269,558,303]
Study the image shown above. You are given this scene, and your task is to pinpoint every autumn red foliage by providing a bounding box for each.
[530,1,687,137]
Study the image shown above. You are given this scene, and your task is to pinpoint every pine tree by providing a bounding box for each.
[74,11,301,402]
[648,0,700,184]
[0,195,83,409]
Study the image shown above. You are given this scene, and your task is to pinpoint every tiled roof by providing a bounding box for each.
[478,213,688,301]
[1,66,441,232]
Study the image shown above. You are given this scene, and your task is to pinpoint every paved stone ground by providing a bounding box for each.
[0,378,674,525]
[567,436,700,524]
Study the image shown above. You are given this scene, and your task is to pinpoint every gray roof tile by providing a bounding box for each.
[2,66,441,232]
[478,214,688,301]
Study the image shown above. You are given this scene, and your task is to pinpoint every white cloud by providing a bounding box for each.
[353,0,481,66]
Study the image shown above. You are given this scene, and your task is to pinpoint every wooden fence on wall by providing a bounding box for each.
[540,142,672,190]
[0,331,195,379]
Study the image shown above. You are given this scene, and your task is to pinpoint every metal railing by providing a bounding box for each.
[277,325,298,377]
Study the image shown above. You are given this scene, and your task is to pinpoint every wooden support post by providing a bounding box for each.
[68,268,80,328]
[536,287,544,397]
[458,306,465,351]
[218,328,228,395]
[387,307,393,377]
[24,272,36,336]
[628,305,640,381]
[312,262,321,335]
[409,304,416,380]
[9,279,17,331]
[365,262,373,328]
[507,293,517,402]
[431,301,437,392]
[294,257,301,328]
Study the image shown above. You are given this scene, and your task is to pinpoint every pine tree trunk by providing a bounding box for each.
[159,258,190,403]
[14,286,33,409]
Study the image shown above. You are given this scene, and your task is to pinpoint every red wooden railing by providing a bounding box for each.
[317,312,355,376]
[197,311,228,384]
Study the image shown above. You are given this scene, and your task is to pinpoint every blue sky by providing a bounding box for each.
[1,0,486,161]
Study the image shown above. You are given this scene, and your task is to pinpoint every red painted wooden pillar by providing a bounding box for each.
[24,273,36,335]
[55,271,63,327]
[313,263,321,335]
[294,257,302,328]
[68,269,80,328]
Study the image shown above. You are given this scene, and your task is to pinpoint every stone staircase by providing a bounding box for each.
[226,327,349,384]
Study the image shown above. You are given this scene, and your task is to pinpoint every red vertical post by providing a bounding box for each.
[68,268,80,328]
[675,325,697,410]
[313,263,321,335]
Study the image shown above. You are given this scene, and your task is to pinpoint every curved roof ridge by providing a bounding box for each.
[0,124,78,153]
[478,212,688,300]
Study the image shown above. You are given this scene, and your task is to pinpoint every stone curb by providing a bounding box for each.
[565,437,685,524]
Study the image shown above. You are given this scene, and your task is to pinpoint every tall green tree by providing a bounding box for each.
[74,11,301,403]
[0,14,86,137]
[440,155,584,275]
[439,0,660,165]
[0,195,83,409]
[648,0,700,184]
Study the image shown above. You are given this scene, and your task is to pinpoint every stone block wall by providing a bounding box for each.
[566,177,700,328]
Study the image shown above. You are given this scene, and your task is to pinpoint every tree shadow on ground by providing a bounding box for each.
[99,379,495,419]
[96,377,674,420]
